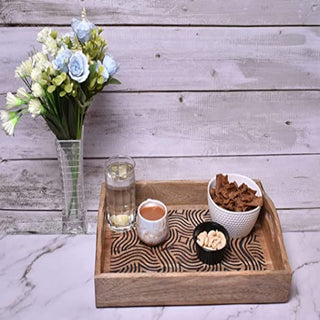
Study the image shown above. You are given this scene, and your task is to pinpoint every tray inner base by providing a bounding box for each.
[103,207,272,273]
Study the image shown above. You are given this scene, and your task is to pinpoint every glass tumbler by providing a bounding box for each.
[105,156,136,232]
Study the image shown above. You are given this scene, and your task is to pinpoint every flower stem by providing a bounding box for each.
[67,143,80,218]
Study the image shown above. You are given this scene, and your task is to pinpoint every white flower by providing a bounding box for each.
[15,57,33,78]
[31,83,43,98]
[31,68,42,82]
[34,52,46,63]
[42,36,57,56]
[0,110,10,122]
[2,119,15,135]
[28,99,42,118]
[33,52,49,70]
[22,58,33,75]
[6,92,18,108]
[46,62,56,76]
[37,27,51,43]
[0,111,18,136]
[16,87,30,101]
[6,92,23,109]
[15,66,22,78]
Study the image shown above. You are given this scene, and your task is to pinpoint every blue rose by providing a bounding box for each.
[71,18,95,43]
[52,49,72,72]
[103,55,119,76]
[96,60,109,82]
[68,51,89,83]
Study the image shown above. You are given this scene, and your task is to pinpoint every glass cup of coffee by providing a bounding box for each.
[105,155,136,232]
[136,199,169,246]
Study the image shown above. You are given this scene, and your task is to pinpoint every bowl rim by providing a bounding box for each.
[207,173,262,215]
[137,198,168,223]
[193,221,229,253]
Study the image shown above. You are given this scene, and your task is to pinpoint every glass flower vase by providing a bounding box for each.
[56,138,87,234]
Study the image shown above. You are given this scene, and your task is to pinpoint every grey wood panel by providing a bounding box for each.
[1,91,319,159]
[278,209,320,232]
[1,208,320,234]
[0,210,63,234]
[0,0,319,26]
[0,155,319,211]
[0,210,100,234]
[0,27,319,93]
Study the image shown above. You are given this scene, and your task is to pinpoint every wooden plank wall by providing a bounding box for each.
[0,1,319,234]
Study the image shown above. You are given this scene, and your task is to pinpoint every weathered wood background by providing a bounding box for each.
[0,1,319,233]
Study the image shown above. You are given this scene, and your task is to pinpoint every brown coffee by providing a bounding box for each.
[140,204,165,221]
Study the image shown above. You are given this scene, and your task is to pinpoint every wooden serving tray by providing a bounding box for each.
[95,180,291,307]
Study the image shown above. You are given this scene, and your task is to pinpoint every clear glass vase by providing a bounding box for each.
[56,138,87,234]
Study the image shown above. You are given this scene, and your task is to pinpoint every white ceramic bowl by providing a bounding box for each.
[207,173,262,238]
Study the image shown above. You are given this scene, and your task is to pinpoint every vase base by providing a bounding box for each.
[62,219,87,234]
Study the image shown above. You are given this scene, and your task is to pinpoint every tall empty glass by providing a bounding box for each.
[105,156,136,232]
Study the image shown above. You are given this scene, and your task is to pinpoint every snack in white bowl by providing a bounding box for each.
[207,173,263,238]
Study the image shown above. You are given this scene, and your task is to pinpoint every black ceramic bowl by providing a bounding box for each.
[193,221,229,265]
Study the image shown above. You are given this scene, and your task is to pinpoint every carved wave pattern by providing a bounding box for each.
[109,209,267,273]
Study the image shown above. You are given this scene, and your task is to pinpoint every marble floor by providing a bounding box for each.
[0,232,319,320]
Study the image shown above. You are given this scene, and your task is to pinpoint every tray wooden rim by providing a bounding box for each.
[94,179,292,307]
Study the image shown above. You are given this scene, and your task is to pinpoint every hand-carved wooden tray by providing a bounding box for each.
[95,180,291,307]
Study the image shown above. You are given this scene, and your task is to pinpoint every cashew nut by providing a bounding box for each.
[196,229,226,251]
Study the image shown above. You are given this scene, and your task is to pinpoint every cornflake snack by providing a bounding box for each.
[196,230,226,251]
[210,174,263,212]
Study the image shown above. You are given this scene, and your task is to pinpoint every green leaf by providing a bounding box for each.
[45,91,56,111]
[89,63,97,77]
[47,85,56,93]
[50,30,58,40]
[108,77,121,85]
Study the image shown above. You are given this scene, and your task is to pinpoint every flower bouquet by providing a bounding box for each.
[1,9,120,233]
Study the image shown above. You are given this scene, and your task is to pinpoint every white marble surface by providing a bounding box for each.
[0,232,319,320]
